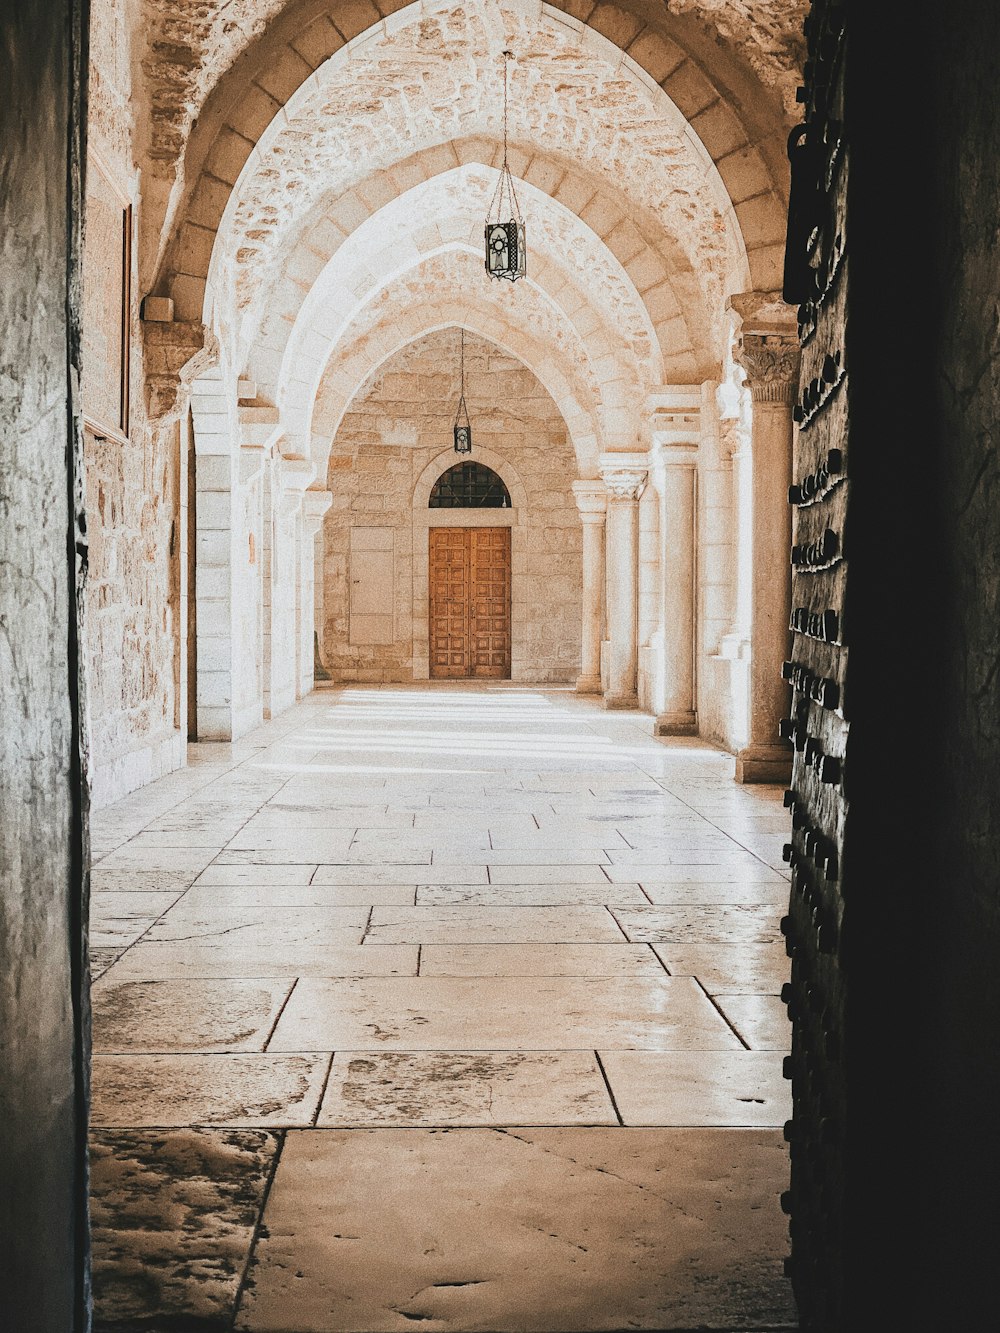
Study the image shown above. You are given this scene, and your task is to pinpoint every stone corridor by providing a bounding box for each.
[89,685,796,1331]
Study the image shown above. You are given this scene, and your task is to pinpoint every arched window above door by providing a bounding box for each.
[429,461,511,509]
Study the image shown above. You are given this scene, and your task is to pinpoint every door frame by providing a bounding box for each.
[411,447,527,680]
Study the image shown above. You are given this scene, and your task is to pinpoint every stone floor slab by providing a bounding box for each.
[486,863,612,884]
[604,860,786,883]
[713,995,791,1050]
[91,891,183,918]
[236,1127,795,1332]
[91,1128,279,1329]
[653,944,790,995]
[269,976,740,1052]
[611,905,784,945]
[91,867,198,893]
[180,884,418,909]
[105,942,419,979]
[96,845,219,873]
[638,881,791,905]
[415,883,648,905]
[366,905,625,944]
[599,1050,790,1127]
[225,830,357,857]
[419,943,666,977]
[93,977,295,1052]
[146,905,367,946]
[313,863,489,885]
[432,847,613,865]
[317,1051,616,1127]
[196,864,319,886]
[92,1054,329,1127]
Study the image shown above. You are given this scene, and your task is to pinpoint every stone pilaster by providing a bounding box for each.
[571,481,607,694]
[731,294,801,782]
[267,457,314,717]
[599,458,647,709]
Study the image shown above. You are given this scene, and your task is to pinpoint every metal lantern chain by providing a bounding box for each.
[485,50,526,282]
[453,327,472,453]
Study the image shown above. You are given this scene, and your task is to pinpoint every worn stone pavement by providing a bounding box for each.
[89,685,797,1332]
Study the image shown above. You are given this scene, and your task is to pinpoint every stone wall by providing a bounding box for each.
[84,0,184,805]
[321,331,581,684]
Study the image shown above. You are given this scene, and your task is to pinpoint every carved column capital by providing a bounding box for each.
[734,333,801,405]
[599,467,647,502]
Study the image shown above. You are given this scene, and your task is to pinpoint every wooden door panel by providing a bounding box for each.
[429,527,511,680]
[470,527,511,679]
[429,528,471,678]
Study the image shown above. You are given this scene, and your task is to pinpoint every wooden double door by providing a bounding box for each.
[429,527,511,679]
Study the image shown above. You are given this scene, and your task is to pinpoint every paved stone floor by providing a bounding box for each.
[89,685,797,1332]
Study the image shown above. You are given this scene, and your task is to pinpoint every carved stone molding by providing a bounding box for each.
[718,416,745,462]
[142,320,216,421]
[600,467,647,502]
[303,489,333,536]
[571,479,607,520]
[734,332,801,405]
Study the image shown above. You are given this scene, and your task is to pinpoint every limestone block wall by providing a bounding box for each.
[321,331,581,684]
[84,0,185,806]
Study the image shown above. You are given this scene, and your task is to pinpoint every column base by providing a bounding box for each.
[576,674,602,694]
[603,692,639,710]
[655,710,698,736]
[735,743,792,784]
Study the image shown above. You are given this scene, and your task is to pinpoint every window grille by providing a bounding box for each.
[429,462,511,508]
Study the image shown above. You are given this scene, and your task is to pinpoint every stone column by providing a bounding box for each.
[600,460,647,709]
[732,303,800,783]
[571,481,607,693]
[650,441,698,735]
[301,490,333,697]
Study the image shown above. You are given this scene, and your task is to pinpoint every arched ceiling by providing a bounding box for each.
[152,0,800,302]
[139,0,805,230]
[308,249,619,477]
[252,165,664,419]
[203,0,748,336]
[138,0,804,486]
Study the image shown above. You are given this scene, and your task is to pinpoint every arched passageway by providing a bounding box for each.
[87,0,804,1325]
[13,2,1000,1331]
[1,0,830,1329]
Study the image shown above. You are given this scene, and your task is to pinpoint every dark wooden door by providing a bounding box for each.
[429,527,511,679]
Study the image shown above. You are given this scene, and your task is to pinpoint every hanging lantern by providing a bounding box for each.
[485,50,526,283]
[453,327,473,453]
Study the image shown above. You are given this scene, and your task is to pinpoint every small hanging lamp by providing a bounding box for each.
[485,50,526,282]
[453,327,472,453]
